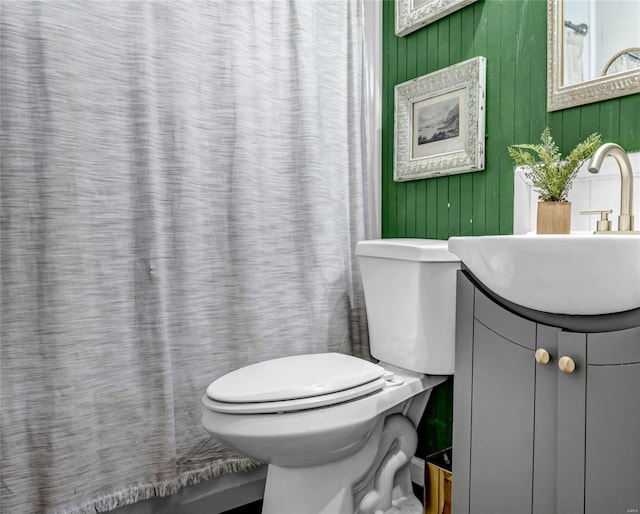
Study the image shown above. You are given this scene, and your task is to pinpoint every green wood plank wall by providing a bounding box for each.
[382,0,640,455]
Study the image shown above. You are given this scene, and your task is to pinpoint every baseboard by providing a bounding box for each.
[113,457,425,513]
[112,466,267,514]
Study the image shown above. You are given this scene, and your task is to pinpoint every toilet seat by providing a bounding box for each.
[206,377,387,414]
[205,353,389,414]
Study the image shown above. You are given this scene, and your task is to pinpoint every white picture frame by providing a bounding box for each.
[394,56,486,182]
[395,0,479,37]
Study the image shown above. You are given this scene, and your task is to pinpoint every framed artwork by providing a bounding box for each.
[395,0,480,37]
[394,56,486,182]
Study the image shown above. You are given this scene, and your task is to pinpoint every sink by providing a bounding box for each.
[448,234,640,315]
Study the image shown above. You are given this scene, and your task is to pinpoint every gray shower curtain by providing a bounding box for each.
[0,1,369,512]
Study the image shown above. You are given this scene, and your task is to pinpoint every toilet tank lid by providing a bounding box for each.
[356,238,459,262]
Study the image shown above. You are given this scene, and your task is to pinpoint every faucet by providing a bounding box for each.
[588,143,636,232]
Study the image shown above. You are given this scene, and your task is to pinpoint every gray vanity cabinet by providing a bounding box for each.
[453,270,640,514]
[557,330,640,514]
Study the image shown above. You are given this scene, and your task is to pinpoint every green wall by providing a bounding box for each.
[382,0,640,455]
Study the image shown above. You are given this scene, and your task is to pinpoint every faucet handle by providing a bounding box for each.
[580,209,613,233]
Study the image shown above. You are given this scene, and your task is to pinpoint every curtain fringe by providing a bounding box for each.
[57,458,259,514]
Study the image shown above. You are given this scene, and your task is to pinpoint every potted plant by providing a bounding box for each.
[508,128,601,234]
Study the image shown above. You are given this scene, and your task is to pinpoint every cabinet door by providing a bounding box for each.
[452,275,539,514]
[557,327,640,514]
[533,324,560,514]
[469,320,536,514]
[452,272,475,514]
[585,326,640,514]
[556,332,587,514]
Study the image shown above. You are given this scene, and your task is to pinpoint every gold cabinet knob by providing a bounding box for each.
[558,356,576,374]
[535,348,550,365]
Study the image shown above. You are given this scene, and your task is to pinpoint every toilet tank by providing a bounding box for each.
[356,239,460,375]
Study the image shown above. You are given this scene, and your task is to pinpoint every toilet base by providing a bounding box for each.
[261,412,424,514]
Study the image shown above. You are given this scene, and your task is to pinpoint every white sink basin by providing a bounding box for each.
[448,234,640,315]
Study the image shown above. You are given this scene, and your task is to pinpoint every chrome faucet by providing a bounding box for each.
[588,143,637,233]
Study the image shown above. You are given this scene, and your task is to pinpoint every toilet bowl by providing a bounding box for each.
[201,239,460,514]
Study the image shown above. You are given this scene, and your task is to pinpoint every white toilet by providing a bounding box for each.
[201,239,460,514]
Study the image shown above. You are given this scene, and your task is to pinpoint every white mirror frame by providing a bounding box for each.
[395,0,478,37]
[547,0,640,111]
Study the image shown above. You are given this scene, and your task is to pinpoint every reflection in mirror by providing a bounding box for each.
[602,48,640,76]
[563,0,640,85]
[547,0,640,111]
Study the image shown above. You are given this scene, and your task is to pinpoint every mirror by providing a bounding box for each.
[602,48,640,76]
[547,0,640,111]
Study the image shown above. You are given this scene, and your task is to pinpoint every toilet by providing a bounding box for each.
[201,239,460,514]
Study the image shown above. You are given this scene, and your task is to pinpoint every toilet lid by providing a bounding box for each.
[206,353,386,405]
[204,376,387,414]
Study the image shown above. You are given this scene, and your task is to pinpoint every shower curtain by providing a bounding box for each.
[0,1,369,512]
[564,29,585,85]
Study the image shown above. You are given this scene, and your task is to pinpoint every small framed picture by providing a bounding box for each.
[394,56,486,182]
[395,0,480,37]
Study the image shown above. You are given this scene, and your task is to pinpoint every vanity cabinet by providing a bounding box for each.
[452,270,640,514]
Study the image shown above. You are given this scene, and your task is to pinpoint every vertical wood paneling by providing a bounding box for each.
[513,1,533,147]
[599,99,621,144]
[415,29,429,237]
[382,0,640,455]
[405,35,418,236]
[381,0,396,237]
[436,178,449,239]
[484,1,502,235]
[471,1,488,235]
[497,0,517,234]
[395,27,408,236]
[435,19,451,239]
[561,107,582,153]
[448,176,461,236]
[448,12,462,236]
[459,7,475,236]
[383,0,640,242]
[578,103,600,141]
[425,25,439,239]
[619,96,639,150]
[528,1,547,140]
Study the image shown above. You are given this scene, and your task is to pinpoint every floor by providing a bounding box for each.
[224,500,263,513]
[224,485,426,513]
